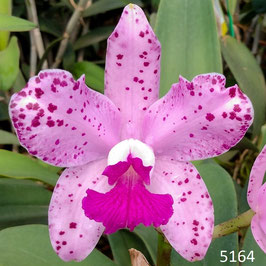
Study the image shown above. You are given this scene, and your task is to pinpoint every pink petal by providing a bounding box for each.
[148,157,214,261]
[143,74,254,161]
[251,214,266,253]
[83,154,173,234]
[247,145,266,210]
[9,70,121,167]
[258,182,266,235]
[105,4,161,139]
[48,159,111,261]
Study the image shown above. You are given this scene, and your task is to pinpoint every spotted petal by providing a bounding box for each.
[48,159,111,261]
[105,4,161,139]
[148,157,214,261]
[251,214,266,253]
[143,74,253,161]
[247,145,266,210]
[9,70,121,167]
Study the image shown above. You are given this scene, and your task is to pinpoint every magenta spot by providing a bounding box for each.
[35,88,44,99]
[19,114,26,119]
[196,174,201,179]
[62,241,67,245]
[148,39,152,43]
[206,113,215,121]
[69,222,77,229]
[190,91,195,96]
[201,126,207,130]
[47,120,55,127]
[18,91,27,97]
[154,69,158,74]
[198,105,202,110]
[195,253,200,257]
[229,87,236,98]
[184,178,189,183]
[244,114,252,121]
[67,108,73,114]
[35,77,40,83]
[144,62,149,67]
[53,78,60,85]
[139,79,144,84]
[31,118,40,127]
[114,32,119,38]
[139,31,145,37]
[233,104,241,112]
[222,112,227,118]
[212,79,217,85]
[116,62,121,67]
[148,88,152,92]
[193,220,199,226]
[116,54,123,60]
[55,139,60,145]
[56,246,61,251]
[133,77,138,82]
[143,96,148,100]
[191,239,198,245]
[210,88,214,92]
[189,133,194,138]
[181,198,187,202]
[48,103,57,113]
[229,112,236,120]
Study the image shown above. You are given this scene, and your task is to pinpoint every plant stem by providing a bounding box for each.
[157,233,172,266]
[213,209,255,239]
[26,0,48,69]
[52,0,91,68]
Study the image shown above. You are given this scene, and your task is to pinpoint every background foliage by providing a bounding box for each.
[0,0,266,265]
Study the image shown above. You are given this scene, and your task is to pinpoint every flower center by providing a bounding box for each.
[82,139,173,234]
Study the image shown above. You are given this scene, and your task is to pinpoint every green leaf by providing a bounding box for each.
[108,230,153,266]
[0,0,12,51]
[0,149,59,186]
[228,0,238,15]
[259,124,266,151]
[242,227,265,265]
[0,225,116,266]
[0,101,8,120]
[0,36,19,91]
[74,26,114,50]
[155,0,222,96]
[171,161,238,265]
[0,178,51,229]
[71,61,104,93]
[134,225,157,264]
[221,36,266,136]
[0,13,36,31]
[0,14,36,31]
[83,0,143,17]
[13,69,26,92]
[0,129,19,144]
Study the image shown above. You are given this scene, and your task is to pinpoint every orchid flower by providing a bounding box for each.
[9,4,253,263]
[247,145,266,253]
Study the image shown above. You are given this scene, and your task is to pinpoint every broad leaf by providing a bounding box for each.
[71,61,104,93]
[0,36,19,91]
[83,0,143,17]
[155,0,222,96]
[0,129,19,144]
[0,225,116,266]
[0,13,36,31]
[0,178,51,229]
[221,36,266,136]
[108,230,153,266]
[242,227,265,265]
[74,26,114,50]
[0,149,59,186]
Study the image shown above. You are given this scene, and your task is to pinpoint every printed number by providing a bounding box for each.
[220,250,255,263]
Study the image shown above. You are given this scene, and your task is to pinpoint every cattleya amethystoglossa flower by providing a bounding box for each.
[247,145,266,253]
[9,4,254,263]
